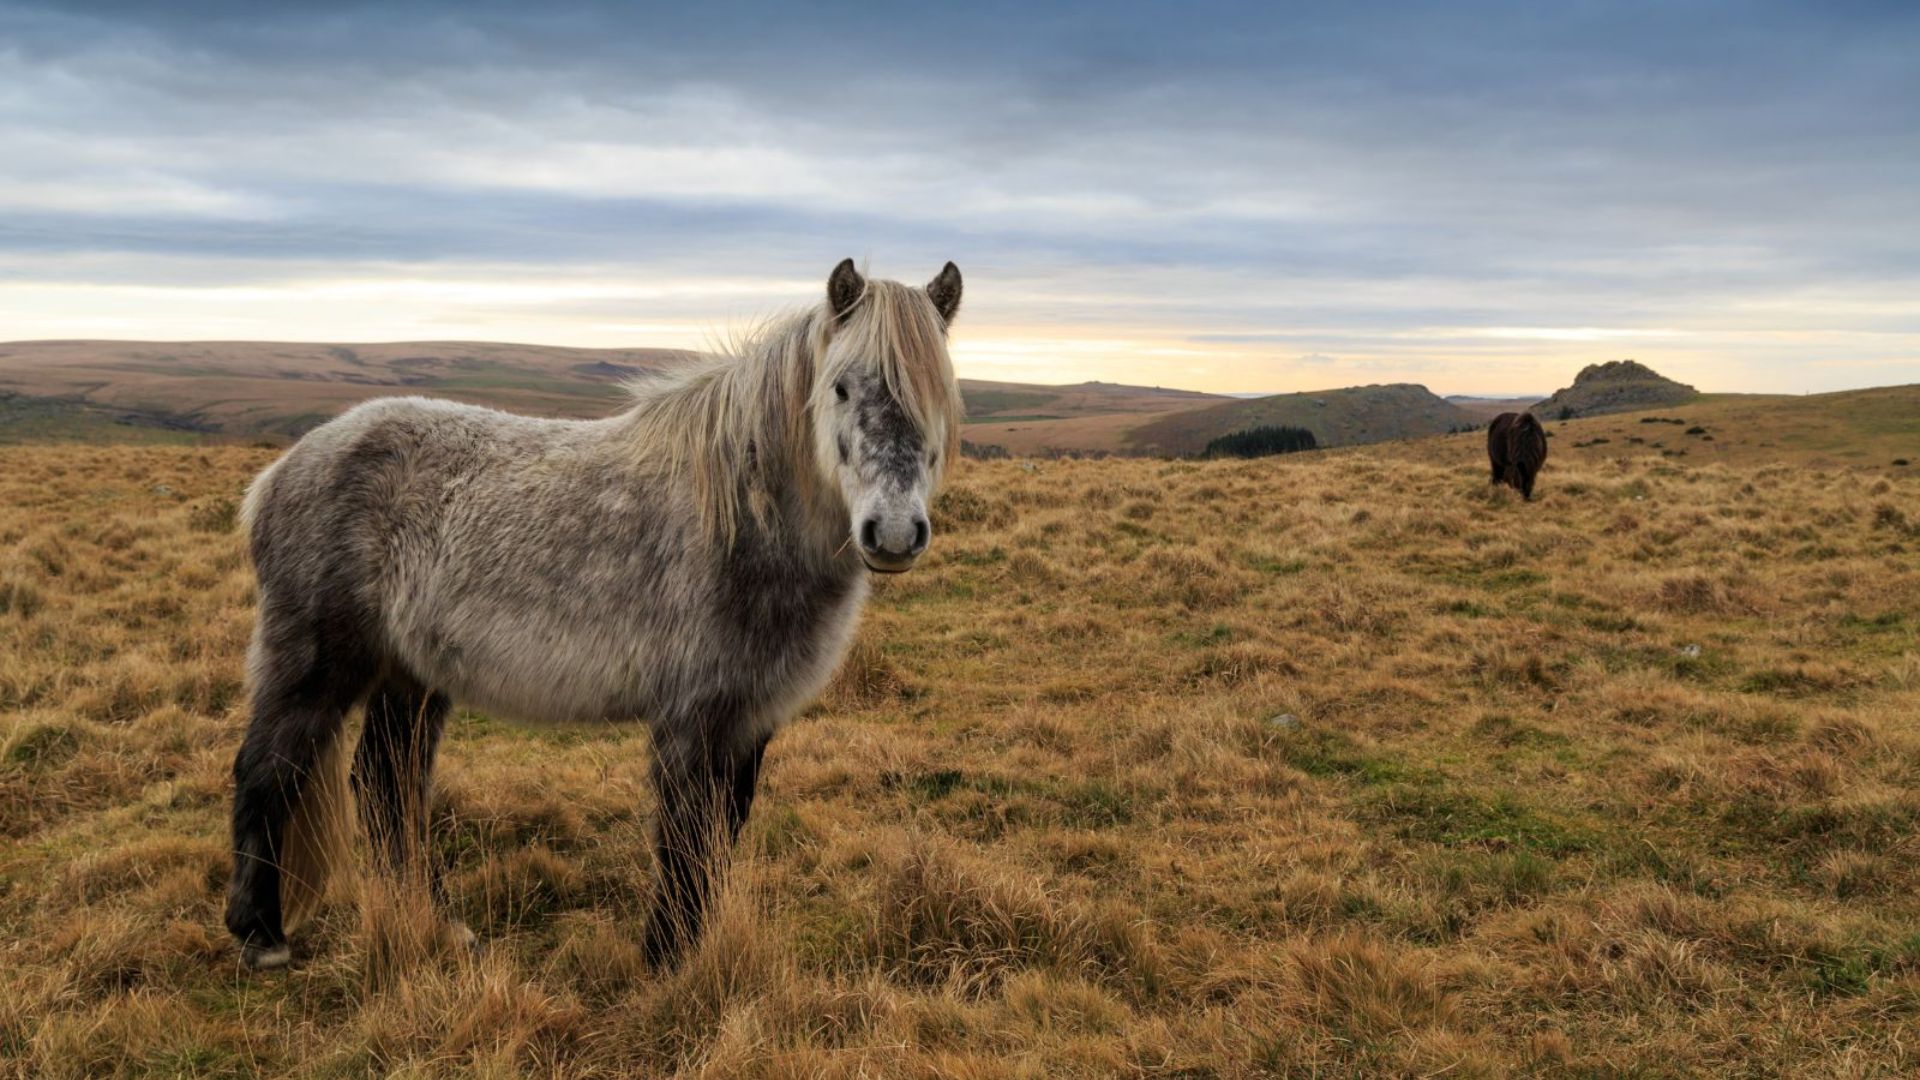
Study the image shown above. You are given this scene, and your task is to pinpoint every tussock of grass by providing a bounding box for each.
[0,440,1917,1074]
[858,835,1160,995]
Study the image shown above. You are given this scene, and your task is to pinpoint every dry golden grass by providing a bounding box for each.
[3,437,1918,1077]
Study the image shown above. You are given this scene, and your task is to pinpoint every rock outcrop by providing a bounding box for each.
[1534,360,1697,419]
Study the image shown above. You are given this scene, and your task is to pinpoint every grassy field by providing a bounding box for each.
[1545,387,1920,469]
[2,421,1918,1076]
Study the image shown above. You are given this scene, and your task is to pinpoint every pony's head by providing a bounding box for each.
[809,259,963,573]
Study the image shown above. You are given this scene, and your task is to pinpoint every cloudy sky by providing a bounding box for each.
[3,1,1916,395]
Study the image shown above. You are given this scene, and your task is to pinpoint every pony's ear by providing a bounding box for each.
[926,262,962,326]
[827,258,865,321]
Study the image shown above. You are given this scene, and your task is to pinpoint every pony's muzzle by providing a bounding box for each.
[858,513,930,573]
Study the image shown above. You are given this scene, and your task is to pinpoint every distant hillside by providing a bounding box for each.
[959,379,1226,422]
[0,340,690,439]
[1534,359,1698,419]
[12,341,1906,468]
[1125,383,1479,456]
[0,340,1223,444]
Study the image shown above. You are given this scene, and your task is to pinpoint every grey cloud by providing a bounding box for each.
[1,0,1916,390]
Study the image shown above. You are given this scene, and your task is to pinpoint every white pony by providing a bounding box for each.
[224,260,963,969]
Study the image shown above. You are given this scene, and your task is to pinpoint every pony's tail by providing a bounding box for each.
[281,724,354,932]
[237,455,285,551]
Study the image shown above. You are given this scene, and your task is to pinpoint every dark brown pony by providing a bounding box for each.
[1487,412,1547,500]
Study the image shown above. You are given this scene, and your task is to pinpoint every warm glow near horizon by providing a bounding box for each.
[4,273,1915,398]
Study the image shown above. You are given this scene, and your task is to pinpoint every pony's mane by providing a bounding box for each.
[620,278,962,544]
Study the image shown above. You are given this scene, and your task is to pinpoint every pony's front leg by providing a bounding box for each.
[642,729,770,969]
[724,734,770,844]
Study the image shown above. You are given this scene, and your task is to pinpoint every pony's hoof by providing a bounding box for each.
[241,942,291,971]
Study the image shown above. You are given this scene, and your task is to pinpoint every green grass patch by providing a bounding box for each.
[1837,611,1905,631]
[1469,713,1570,749]
[947,545,1008,567]
[1248,556,1309,575]
[4,722,81,768]
[881,769,1142,829]
[1427,849,1556,905]
[1058,780,1138,828]
[1600,839,1730,898]
[1595,643,1735,683]
[1170,623,1234,647]
[1737,664,1866,697]
[1364,783,1597,856]
[1273,729,1426,786]
[756,804,818,860]
[1484,569,1548,589]
[1805,935,1920,998]
[1412,560,1549,594]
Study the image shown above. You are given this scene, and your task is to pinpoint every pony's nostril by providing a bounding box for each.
[910,518,930,554]
[859,518,880,554]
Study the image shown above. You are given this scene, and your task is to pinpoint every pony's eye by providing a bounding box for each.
[834,382,849,403]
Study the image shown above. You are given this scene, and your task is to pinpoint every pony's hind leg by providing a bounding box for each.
[353,673,451,886]
[353,673,470,949]
[226,635,371,969]
[642,730,771,968]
